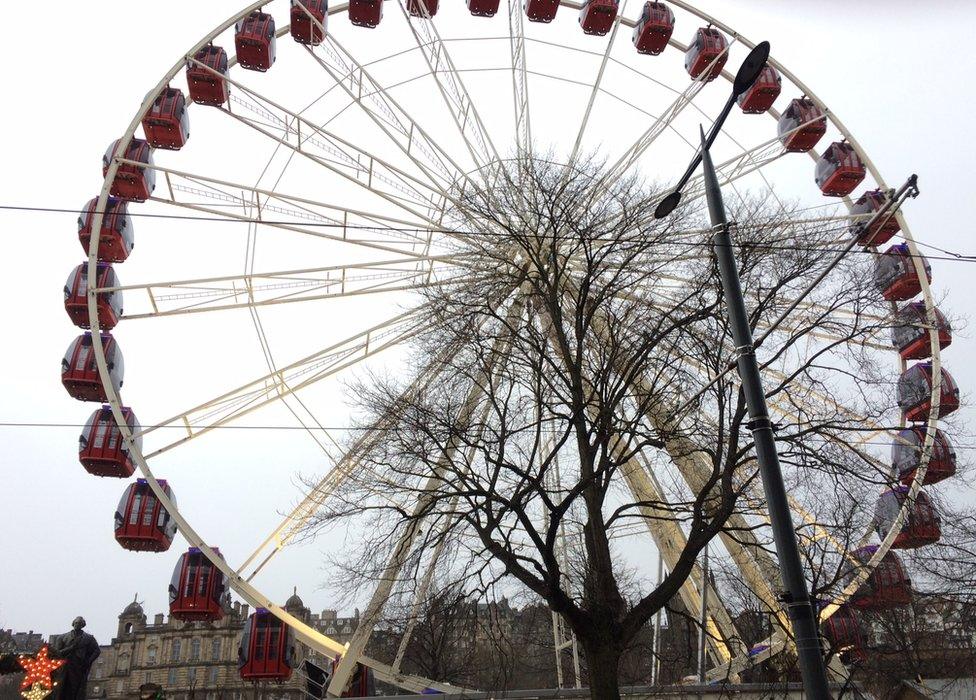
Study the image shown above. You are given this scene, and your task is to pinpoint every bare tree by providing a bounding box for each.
[306,155,947,698]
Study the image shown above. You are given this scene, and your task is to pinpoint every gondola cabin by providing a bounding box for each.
[64,263,123,330]
[103,139,156,203]
[874,244,931,302]
[737,65,781,114]
[61,332,123,402]
[892,426,956,486]
[407,0,439,17]
[875,486,941,549]
[632,2,674,55]
[467,0,500,17]
[892,302,951,361]
[821,604,865,664]
[847,545,912,610]
[79,406,141,478]
[684,27,728,82]
[170,547,227,622]
[578,0,619,36]
[777,97,826,153]
[850,189,901,247]
[238,609,296,682]
[524,0,559,23]
[815,142,865,197]
[896,362,959,422]
[235,11,277,72]
[186,45,231,106]
[348,0,382,27]
[115,479,177,552]
[141,88,190,150]
[324,656,375,697]
[78,196,134,263]
[291,0,327,44]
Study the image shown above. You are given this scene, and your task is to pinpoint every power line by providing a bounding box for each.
[4,203,976,264]
[5,420,976,451]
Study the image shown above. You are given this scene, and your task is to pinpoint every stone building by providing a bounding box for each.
[87,592,363,700]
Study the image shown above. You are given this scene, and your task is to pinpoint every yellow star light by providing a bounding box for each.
[21,682,53,700]
[18,646,66,690]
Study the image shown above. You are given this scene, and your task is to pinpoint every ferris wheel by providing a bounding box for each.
[61,0,960,693]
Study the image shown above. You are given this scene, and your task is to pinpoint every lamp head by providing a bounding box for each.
[654,191,682,219]
[733,41,771,98]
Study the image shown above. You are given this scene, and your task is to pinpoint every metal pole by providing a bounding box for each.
[651,554,664,685]
[699,128,831,699]
[697,544,709,683]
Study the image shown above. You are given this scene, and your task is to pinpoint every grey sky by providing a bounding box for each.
[1,0,974,647]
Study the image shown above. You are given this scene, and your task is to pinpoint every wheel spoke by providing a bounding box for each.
[507,0,532,159]
[106,256,463,319]
[396,0,502,179]
[569,0,632,165]
[604,37,736,182]
[136,308,431,457]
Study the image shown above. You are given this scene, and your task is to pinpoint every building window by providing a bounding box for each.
[171,639,182,662]
[116,681,124,695]
[116,653,130,674]
[125,623,133,635]
[187,668,197,685]
[145,672,152,686]
[168,668,177,686]
[208,667,219,686]
[94,661,104,679]
[190,638,201,661]
[147,646,158,665]
[211,638,221,661]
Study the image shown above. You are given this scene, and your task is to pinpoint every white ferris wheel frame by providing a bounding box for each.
[81,0,947,693]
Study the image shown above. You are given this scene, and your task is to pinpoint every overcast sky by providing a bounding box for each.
[2,0,975,647]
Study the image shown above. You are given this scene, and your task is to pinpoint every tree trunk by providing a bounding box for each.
[580,640,623,700]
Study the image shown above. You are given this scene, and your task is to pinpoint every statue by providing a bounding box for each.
[50,617,100,700]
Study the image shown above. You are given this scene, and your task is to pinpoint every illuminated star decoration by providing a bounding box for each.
[18,646,65,690]
[21,682,53,700]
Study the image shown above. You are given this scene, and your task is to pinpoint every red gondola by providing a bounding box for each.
[170,547,227,622]
[777,97,826,153]
[875,486,941,549]
[238,609,296,682]
[115,479,177,552]
[896,362,959,422]
[61,333,123,402]
[632,2,674,55]
[407,0,439,17]
[467,0,500,17]
[141,88,190,151]
[349,0,382,27]
[849,189,900,247]
[737,65,781,114]
[78,196,134,263]
[524,0,559,23]
[847,545,912,610]
[79,406,141,478]
[821,604,865,664]
[186,45,231,106]
[325,656,375,697]
[578,0,619,36]
[235,11,277,72]
[64,263,123,330]
[874,244,931,302]
[103,139,156,203]
[892,302,951,361]
[815,142,865,197]
[291,0,327,44]
[684,27,728,82]
[892,426,956,486]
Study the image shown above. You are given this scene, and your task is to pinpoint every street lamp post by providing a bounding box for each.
[656,42,832,699]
